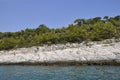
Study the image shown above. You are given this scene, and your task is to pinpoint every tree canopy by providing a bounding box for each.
[0,15,120,50]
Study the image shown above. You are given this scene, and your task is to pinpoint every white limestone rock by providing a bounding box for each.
[0,40,120,64]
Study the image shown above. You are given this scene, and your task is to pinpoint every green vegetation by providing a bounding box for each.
[0,15,120,50]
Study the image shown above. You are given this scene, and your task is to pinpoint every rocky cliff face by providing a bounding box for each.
[0,39,120,65]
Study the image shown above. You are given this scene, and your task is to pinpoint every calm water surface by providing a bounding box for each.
[0,65,120,80]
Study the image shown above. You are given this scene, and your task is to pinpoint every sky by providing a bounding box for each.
[0,0,120,32]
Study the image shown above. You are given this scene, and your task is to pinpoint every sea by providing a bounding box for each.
[0,65,120,80]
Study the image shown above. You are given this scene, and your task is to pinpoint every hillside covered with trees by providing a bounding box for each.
[0,15,120,50]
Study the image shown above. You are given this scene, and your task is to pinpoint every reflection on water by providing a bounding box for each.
[0,65,120,80]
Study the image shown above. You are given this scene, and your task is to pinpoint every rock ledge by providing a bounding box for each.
[0,39,120,65]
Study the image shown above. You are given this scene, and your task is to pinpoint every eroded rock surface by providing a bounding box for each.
[0,40,120,65]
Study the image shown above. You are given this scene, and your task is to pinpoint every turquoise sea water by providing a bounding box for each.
[0,65,120,80]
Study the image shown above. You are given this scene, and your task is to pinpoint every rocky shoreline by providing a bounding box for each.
[0,39,120,65]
